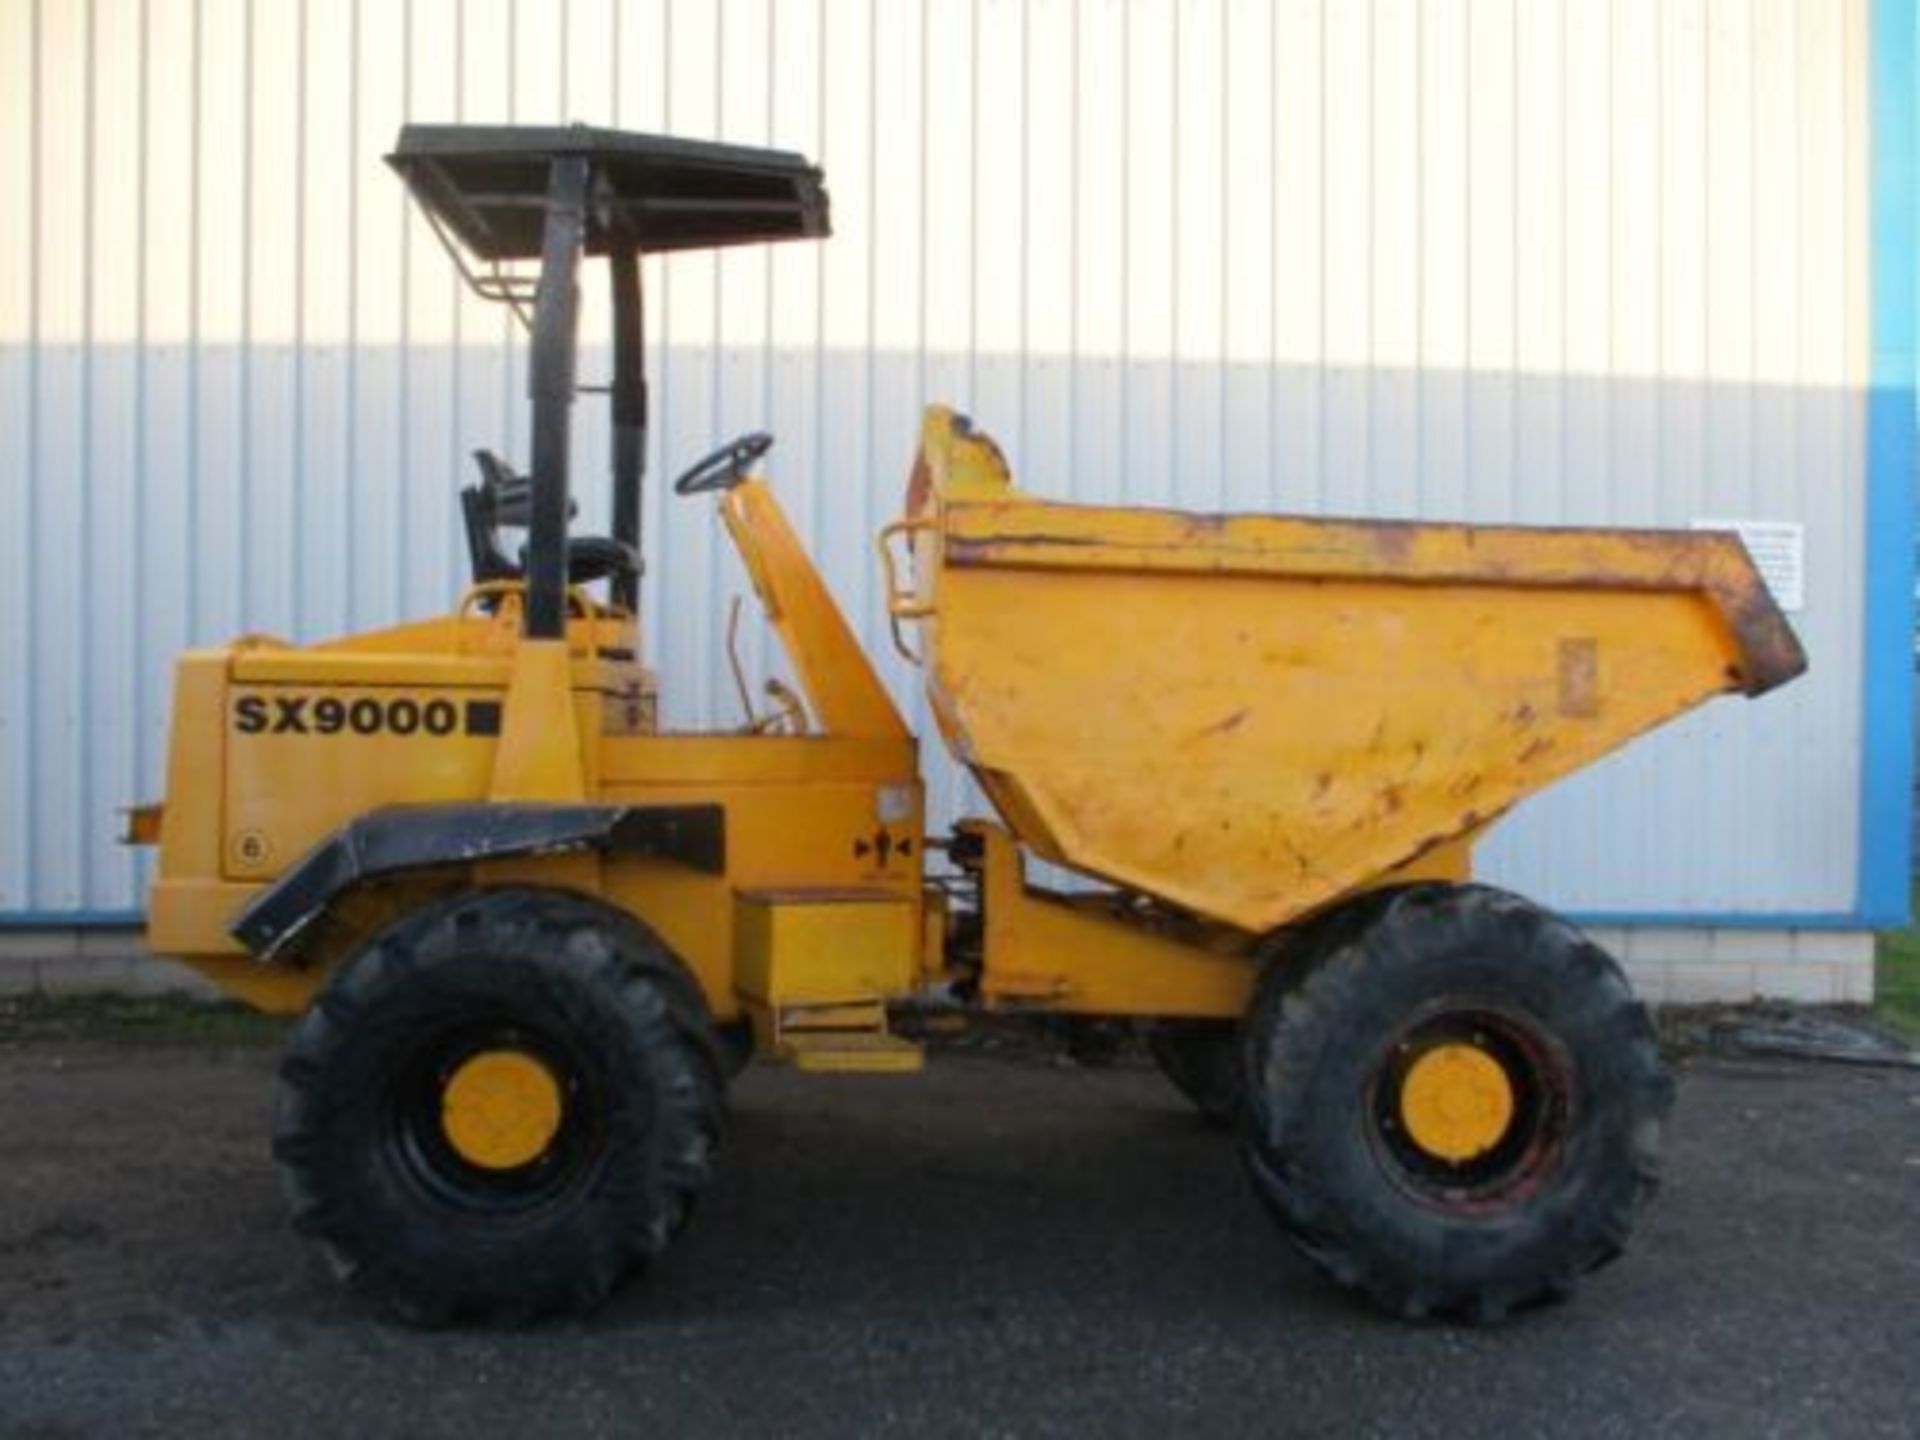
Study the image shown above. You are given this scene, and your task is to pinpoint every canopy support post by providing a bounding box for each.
[609,240,646,616]
[525,154,590,641]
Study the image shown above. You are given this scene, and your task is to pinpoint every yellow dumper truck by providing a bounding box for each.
[131,126,1805,1324]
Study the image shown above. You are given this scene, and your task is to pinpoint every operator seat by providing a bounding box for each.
[461,450,640,591]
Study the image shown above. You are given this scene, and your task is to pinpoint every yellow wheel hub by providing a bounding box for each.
[1397,1042,1515,1164]
[440,1049,564,1171]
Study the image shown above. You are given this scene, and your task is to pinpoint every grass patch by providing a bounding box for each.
[1875,881,1920,1040]
[0,994,290,1047]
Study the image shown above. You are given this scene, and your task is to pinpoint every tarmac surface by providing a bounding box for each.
[1,1022,1916,1438]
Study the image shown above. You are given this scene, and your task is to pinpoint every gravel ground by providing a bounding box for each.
[0,1022,1916,1438]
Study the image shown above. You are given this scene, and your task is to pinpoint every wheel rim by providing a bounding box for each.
[391,1021,605,1214]
[1368,1005,1571,1212]
[1397,1042,1514,1163]
[441,1048,565,1171]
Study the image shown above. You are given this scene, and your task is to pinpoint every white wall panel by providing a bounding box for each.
[0,0,1873,921]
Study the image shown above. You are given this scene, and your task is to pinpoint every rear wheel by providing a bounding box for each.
[1239,883,1670,1321]
[273,887,724,1324]
[1144,1020,1242,1126]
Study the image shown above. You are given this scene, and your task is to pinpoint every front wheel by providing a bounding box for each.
[1239,884,1671,1321]
[273,888,724,1324]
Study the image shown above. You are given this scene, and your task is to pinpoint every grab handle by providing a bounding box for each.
[875,517,938,665]
[454,582,600,653]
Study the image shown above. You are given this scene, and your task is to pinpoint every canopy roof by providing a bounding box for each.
[387,124,831,260]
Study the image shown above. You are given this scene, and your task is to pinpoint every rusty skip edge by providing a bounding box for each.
[938,505,1808,699]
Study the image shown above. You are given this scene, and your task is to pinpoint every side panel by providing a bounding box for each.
[159,727,924,1019]
[734,892,917,1006]
[599,751,923,1019]
[153,655,230,884]
[221,683,506,881]
[146,653,243,961]
[928,551,1771,935]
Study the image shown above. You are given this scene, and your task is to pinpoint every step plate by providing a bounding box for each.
[778,1031,925,1074]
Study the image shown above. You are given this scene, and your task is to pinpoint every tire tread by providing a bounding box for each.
[1239,883,1671,1322]
[273,886,723,1325]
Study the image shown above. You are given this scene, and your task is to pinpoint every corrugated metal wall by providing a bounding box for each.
[0,0,1873,922]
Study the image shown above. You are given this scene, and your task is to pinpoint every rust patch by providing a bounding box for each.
[946,533,1102,564]
[1197,707,1250,739]
[1381,805,1497,876]
[904,451,933,516]
[1182,512,1235,536]
[1716,571,1810,695]
[1366,522,1418,564]
[939,485,1809,696]
[1557,637,1600,719]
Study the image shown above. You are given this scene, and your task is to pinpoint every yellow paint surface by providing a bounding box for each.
[440,1050,565,1170]
[721,480,909,740]
[146,505,925,1025]
[1398,1044,1516,1164]
[905,406,1802,935]
[971,822,1256,1019]
[140,404,1802,1044]
[734,891,918,1006]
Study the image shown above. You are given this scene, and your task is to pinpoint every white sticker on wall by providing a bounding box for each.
[1690,519,1806,613]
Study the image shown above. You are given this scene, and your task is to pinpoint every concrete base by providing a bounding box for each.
[0,923,1884,1007]
[1584,926,1877,1005]
[0,929,220,1002]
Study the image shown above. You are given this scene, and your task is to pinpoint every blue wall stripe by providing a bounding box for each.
[0,910,146,929]
[1861,0,1919,928]
[1572,911,1885,933]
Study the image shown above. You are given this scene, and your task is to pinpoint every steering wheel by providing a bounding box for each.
[672,431,775,496]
